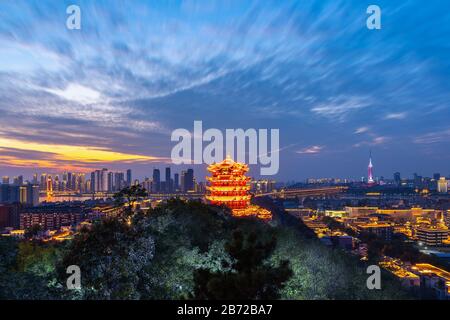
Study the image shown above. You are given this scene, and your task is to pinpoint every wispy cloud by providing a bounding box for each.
[354,136,389,148]
[414,129,450,144]
[354,126,370,134]
[44,83,103,105]
[296,145,324,154]
[310,96,370,121]
[384,112,407,120]
[0,1,449,178]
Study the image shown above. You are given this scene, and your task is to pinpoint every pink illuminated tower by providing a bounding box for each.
[367,151,374,184]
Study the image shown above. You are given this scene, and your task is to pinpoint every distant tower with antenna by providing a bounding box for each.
[367,150,374,184]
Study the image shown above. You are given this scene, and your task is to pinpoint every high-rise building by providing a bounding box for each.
[32,174,38,185]
[114,172,125,192]
[413,173,423,188]
[0,184,9,203]
[101,168,108,192]
[40,174,47,191]
[67,172,72,190]
[142,178,152,193]
[165,167,172,193]
[19,186,27,204]
[152,169,160,193]
[180,170,186,192]
[2,176,10,185]
[174,173,179,191]
[78,173,86,193]
[107,172,114,192]
[126,169,132,187]
[90,172,96,193]
[433,173,441,181]
[437,177,448,193]
[95,170,101,192]
[184,169,194,192]
[394,172,401,186]
[71,173,77,191]
[46,176,53,194]
[22,184,39,206]
[53,175,60,191]
[13,175,23,186]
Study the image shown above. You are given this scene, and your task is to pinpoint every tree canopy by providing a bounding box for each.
[0,195,416,300]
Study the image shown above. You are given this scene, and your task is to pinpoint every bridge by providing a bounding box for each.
[254,186,348,198]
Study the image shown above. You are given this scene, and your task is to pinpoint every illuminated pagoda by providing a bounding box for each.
[206,155,272,220]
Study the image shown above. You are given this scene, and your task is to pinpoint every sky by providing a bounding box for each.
[0,0,449,182]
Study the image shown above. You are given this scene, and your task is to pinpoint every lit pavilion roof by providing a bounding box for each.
[207,155,249,173]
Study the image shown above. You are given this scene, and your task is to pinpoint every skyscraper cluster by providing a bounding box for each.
[40,172,88,193]
[142,167,200,194]
[89,169,132,193]
[0,176,39,206]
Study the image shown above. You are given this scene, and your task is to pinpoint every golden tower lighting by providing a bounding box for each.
[206,155,272,220]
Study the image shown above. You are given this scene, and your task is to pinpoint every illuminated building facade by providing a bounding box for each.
[368,152,374,184]
[19,205,85,230]
[411,264,450,299]
[437,177,448,193]
[46,177,53,195]
[250,179,275,194]
[415,226,449,246]
[206,155,251,210]
[206,155,271,220]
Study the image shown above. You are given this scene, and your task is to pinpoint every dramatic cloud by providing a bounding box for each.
[0,0,449,179]
[0,137,169,172]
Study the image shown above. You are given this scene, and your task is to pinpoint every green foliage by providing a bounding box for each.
[193,230,293,299]
[113,185,148,217]
[24,224,43,239]
[140,199,234,299]
[59,217,154,299]
[0,237,66,299]
[270,227,411,300]
[0,198,418,300]
[16,241,62,276]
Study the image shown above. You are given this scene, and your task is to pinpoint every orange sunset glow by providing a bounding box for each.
[0,137,167,170]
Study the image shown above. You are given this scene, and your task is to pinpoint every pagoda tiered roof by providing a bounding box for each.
[205,156,272,220]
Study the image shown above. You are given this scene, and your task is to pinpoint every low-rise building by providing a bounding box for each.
[379,258,420,288]
[20,205,86,230]
[411,263,450,300]
[415,226,449,246]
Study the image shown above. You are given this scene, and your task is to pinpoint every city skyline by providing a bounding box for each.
[1,1,450,181]
[2,159,450,186]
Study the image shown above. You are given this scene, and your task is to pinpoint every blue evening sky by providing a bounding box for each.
[0,0,449,181]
